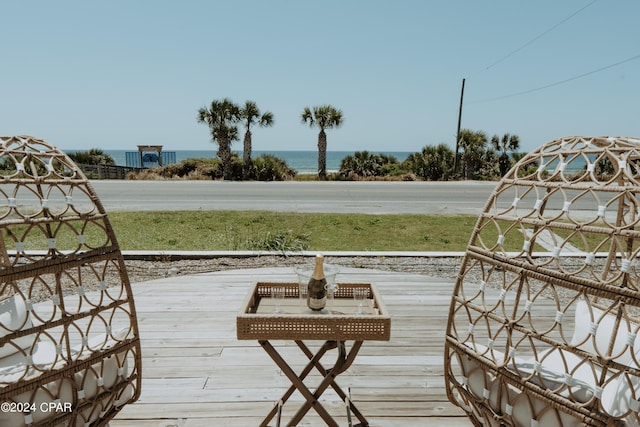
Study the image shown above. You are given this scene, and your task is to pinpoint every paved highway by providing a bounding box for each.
[89,180,497,214]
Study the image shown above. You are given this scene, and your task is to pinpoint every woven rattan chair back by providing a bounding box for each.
[445,136,640,426]
[0,136,141,426]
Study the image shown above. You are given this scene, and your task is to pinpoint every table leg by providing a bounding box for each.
[259,340,339,427]
[294,340,368,425]
[259,340,336,426]
[258,340,369,427]
[288,341,368,427]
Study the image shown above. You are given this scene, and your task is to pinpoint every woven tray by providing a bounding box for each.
[237,282,390,341]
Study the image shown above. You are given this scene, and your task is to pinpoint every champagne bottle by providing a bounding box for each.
[307,254,327,311]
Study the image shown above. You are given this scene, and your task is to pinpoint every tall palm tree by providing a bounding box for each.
[491,133,520,176]
[239,101,274,180]
[197,98,240,180]
[301,105,344,179]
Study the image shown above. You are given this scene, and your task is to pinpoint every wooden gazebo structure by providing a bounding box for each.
[446,136,640,426]
[137,145,163,167]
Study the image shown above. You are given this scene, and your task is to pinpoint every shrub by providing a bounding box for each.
[126,157,215,180]
[251,154,297,181]
[248,230,311,254]
[68,148,115,165]
[339,151,399,178]
[476,149,501,180]
[403,144,454,180]
[125,153,292,181]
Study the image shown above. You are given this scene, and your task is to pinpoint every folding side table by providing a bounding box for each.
[237,282,391,427]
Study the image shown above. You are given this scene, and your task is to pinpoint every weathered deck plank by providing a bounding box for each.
[111,266,471,426]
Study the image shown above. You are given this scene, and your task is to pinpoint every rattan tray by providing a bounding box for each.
[237,282,390,341]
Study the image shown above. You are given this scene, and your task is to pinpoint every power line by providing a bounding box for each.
[470,53,640,104]
[479,0,598,74]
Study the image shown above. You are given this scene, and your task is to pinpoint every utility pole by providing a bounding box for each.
[453,78,465,177]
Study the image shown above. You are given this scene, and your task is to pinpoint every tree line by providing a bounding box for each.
[196,98,523,181]
[338,130,520,181]
[66,98,524,181]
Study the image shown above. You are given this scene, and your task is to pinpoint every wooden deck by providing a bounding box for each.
[111,266,471,426]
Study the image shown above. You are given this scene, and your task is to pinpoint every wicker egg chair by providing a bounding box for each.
[445,136,640,427]
[0,136,141,426]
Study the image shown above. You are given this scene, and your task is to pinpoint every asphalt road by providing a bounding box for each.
[89,180,498,214]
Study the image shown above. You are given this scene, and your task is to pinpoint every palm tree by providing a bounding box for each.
[301,105,344,179]
[491,133,520,176]
[197,98,240,180]
[239,101,274,180]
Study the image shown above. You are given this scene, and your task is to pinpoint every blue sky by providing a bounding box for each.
[1,0,638,154]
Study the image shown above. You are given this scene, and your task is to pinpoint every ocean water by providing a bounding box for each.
[99,149,412,173]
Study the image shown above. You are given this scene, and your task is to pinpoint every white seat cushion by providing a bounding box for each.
[570,299,640,365]
[0,295,35,358]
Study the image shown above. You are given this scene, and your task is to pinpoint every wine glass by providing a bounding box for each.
[353,288,369,315]
[294,267,310,313]
[271,287,285,314]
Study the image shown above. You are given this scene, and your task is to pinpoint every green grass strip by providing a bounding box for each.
[107,211,479,252]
